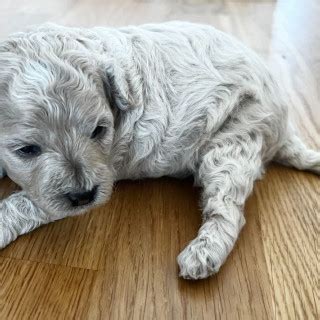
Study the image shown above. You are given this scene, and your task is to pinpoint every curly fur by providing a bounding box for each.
[0,22,319,279]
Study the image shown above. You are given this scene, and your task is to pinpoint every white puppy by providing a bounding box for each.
[0,22,319,279]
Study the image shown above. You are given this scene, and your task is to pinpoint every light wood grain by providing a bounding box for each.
[0,1,319,319]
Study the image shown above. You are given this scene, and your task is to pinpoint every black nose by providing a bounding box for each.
[66,186,98,207]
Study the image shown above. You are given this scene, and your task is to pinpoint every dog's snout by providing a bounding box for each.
[66,186,98,207]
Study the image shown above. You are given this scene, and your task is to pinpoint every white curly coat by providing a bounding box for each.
[0,22,319,279]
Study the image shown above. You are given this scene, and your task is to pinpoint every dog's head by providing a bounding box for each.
[0,26,135,218]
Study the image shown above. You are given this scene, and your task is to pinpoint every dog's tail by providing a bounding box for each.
[274,126,320,175]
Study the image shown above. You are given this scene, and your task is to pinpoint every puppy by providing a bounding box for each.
[0,22,319,279]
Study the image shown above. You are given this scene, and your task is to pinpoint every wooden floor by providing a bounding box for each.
[0,1,319,319]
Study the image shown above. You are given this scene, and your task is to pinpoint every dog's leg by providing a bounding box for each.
[178,133,264,279]
[275,125,320,174]
[0,192,50,249]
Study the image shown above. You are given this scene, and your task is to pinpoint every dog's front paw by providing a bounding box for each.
[177,236,225,280]
[0,220,17,250]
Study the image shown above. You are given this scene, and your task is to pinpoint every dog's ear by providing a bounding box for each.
[0,40,19,99]
[101,60,141,111]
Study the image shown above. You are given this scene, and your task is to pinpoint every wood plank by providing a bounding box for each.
[0,257,97,320]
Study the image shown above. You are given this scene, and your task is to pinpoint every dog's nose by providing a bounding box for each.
[66,186,98,207]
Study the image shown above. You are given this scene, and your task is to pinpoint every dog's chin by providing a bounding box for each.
[66,203,100,217]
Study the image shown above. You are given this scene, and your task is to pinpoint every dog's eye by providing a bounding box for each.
[91,126,107,139]
[17,145,41,158]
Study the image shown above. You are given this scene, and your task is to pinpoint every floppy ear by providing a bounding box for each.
[0,43,19,102]
[101,60,141,111]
